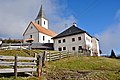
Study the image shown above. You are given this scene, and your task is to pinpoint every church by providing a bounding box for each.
[23,5,56,43]
[23,6,100,56]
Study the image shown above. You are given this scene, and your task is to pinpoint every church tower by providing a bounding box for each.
[35,5,48,29]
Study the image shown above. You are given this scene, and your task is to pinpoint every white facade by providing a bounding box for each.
[39,32,53,43]
[23,23,38,43]
[91,38,100,56]
[53,33,100,56]
[54,33,85,52]
[35,18,48,29]
[23,22,54,43]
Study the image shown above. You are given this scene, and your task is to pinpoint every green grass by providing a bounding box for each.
[0,76,38,80]
[1,50,120,79]
[48,56,120,70]
[0,49,59,56]
[46,56,120,80]
[0,49,49,57]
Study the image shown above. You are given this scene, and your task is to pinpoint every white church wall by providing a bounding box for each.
[23,23,39,43]
[35,18,48,29]
[41,18,48,29]
[39,32,53,43]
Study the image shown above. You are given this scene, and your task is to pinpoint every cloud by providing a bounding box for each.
[50,15,76,33]
[0,0,38,39]
[95,9,120,54]
[0,0,76,39]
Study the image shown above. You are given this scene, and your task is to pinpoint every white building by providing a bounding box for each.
[52,23,100,56]
[23,5,56,43]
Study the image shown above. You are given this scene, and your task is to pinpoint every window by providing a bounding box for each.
[48,40,50,43]
[63,39,65,43]
[43,36,45,41]
[78,46,82,50]
[72,38,75,42]
[38,21,39,24]
[72,47,75,51]
[78,37,81,40]
[58,40,61,43]
[44,21,45,25]
[31,26,33,29]
[58,47,62,51]
[63,47,66,50]
[30,35,32,38]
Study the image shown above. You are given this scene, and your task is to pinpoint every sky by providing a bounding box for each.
[0,0,120,54]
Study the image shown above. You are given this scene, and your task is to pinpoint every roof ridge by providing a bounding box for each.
[52,25,91,39]
[32,22,56,37]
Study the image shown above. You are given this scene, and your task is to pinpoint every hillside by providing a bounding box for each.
[45,56,120,80]
[0,50,120,80]
[0,49,46,56]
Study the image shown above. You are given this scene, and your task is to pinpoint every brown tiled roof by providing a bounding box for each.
[32,22,56,37]
[23,21,56,37]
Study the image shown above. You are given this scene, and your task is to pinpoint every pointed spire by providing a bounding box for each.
[36,5,46,19]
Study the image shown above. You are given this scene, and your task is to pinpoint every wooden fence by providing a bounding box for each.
[0,50,91,78]
[46,50,91,61]
[46,52,68,61]
[0,53,44,78]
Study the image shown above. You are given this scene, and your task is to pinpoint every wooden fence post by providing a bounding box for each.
[31,53,37,75]
[59,52,61,59]
[67,51,69,57]
[38,54,43,78]
[14,54,18,79]
[45,51,47,61]
[42,51,46,66]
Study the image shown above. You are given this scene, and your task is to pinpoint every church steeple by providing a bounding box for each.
[36,5,46,19]
[35,5,48,29]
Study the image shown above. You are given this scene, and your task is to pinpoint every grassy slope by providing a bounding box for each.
[0,50,46,57]
[46,56,120,80]
[1,50,120,80]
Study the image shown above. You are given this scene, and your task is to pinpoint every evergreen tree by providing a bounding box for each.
[110,49,116,58]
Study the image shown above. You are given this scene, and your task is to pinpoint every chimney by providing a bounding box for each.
[73,22,77,27]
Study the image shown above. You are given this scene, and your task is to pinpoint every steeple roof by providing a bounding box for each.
[36,5,46,19]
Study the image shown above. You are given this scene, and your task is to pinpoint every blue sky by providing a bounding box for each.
[65,0,120,34]
[0,0,120,54]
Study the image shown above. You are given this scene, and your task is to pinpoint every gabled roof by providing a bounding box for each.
[23,21,56,37]
[52,25,92,39]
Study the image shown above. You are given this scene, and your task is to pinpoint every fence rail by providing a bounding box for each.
[0,55,37,60]
[0,68,37,73]
[46,52,71,61]
[0,50,91,78]
[0,54,37,74]
[46,51,91,61]
[0,53,45,78]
